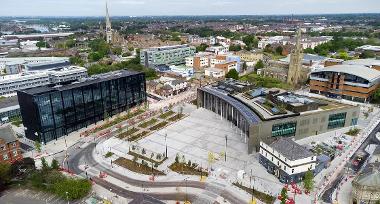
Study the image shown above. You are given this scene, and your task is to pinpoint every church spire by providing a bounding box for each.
[105,0,113,44]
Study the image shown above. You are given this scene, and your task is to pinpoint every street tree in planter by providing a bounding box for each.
[303,170,314,192]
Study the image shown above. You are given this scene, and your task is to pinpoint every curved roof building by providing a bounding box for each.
[352,167,380,204]
[310,64,380,102]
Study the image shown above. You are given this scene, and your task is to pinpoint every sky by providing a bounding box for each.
[0,0,379,16]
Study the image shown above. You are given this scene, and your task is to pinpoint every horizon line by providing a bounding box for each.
[0,12,380,18]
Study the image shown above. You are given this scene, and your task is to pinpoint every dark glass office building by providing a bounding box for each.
[17,70,146,143]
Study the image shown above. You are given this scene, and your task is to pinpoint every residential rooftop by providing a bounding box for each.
[267,138,314,161]
[19,70,142,95]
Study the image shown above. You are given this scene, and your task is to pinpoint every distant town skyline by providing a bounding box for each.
[0,0,379,17]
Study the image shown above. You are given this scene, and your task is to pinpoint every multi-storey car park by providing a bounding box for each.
[17,70,146,143]
[140,44,196,68]
[197,79,360,153]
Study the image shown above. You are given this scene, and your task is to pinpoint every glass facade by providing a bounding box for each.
[272,122,297,137]
[18,71,146,143]
[328,113,346,129]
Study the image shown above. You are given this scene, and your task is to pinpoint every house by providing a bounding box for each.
[259,138,316,183]
[0,125,22,163]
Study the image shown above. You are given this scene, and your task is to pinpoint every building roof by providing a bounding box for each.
[19,70,142,95]
[0,125,17,144]
[353,168,380,188]
[0,96,19,110]
[313,65,380,82]
[269,138,314,161]
[200,87,261,125]
[343,59,380,67]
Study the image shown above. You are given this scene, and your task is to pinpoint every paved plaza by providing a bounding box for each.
[106,104,284,196]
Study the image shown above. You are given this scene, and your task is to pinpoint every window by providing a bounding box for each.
[351,118,358,126]
[12,142,16,147]
[271,157,273,161]
[292,169,294,173]
[3,153,8,160]
[272,122,297,137]
[284,166,287,170]
[328,113,346,129]
[311,157,314,160]
[13,150,17,156]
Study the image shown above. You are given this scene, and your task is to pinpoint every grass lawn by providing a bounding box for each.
[149,121,168,131]
[159,110,175,119]
[240,73,292,90]
[114,157,165,175]
[138,118,158,128]
[233,182,275,204]
[169,162,208,176]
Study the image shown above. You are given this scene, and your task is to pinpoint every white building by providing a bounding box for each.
[206,46,229,55]
[205,68,225,78]
[0,66,87,97]
[258,36,332,49]
[259,138,316,183]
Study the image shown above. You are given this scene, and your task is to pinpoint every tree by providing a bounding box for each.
[36,41,48,49]
[242,62,248,72]
[254,60,264,72]
[225,69,239,80]
[229,44,242,52]
[51,159,60,170]
[88,52,102,62]
[35,141,42,153]
[41,157,50,172]
[275,46,283,55]
[112,47,123,55]
[372,88,380,103]
[242,35,258,49]
[69,56,84,65]
[175,154,180,163]
[196,43,208,52]
[360,51,375,59]
[65,39,76,48]
[303,170,314,192]
[0,162,11,185]
[280,187,288,204]
[304,48,315,54]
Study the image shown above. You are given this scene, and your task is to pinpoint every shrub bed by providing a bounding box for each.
[105,152,114,158]
[138,118,158,128]
[127,131,150,142]
[159,110,175,119]
[117,127,139,139]
[114,157,165,175]
[149,121,168,131]
[169,162,208,176]
[167,114,184,122]
[233,182,275,204]
[128,151,167,165]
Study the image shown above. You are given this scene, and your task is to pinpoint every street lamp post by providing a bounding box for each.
[225,135,227,162]
[65,192,69,204]
[165,133,168,158]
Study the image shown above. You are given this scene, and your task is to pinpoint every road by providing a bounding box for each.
[67,141,249,204]
[321,122,380,203]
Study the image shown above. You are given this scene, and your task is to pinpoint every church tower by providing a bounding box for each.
[105,1,113,44]
[287,28,304,85]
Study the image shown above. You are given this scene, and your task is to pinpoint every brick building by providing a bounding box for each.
[0,125,22,163]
